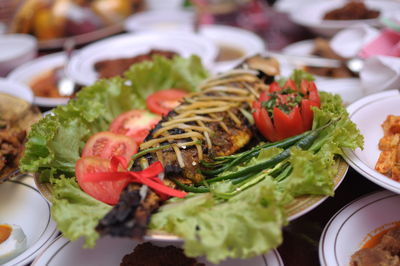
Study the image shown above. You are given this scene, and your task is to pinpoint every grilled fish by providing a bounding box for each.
[96,56,280,238]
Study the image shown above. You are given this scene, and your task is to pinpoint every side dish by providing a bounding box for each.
[120,242,204,266]
[94,49,177,79]
[323,1,380,21]
[350,226,400,266]
[375,115,400,181]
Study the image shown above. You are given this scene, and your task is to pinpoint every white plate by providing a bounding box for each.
[67,32,218,86]
[32,236,284,266]
[315,78,365,106]
[0,178,58,266]
[0,78,34,103]
[124,9,195,33]
[282,39,314,57]
[343,90,400,194]
[7,52,70,107]
[199,25,266,73]
[319,190,400,266]
[289,0,400,37]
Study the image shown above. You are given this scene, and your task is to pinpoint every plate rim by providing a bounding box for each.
[32,234,284,266]
[318,190,397,266]
[343,89,400,194]
[2,180,59,266]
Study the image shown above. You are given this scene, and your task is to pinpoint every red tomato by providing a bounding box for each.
[146,89,188,115]
[273,106,304,139]
[253,106,280,142]
[75,156,129,205]
[109,110,161,145]
[81,131,137,161]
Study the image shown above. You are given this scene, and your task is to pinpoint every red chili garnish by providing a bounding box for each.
[85,156,187,200]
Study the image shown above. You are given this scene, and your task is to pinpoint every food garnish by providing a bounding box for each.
[146,89,188,116]
[20,55,363,263]
[252,74,320,142]
[0,224,27,264]
[375,115,400,180]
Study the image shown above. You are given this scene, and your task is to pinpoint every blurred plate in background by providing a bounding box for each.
[67,32,217,86]
[8,52,70,107]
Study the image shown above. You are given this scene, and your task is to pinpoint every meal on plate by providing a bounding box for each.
[306,38,356,78]
[350,225,400,266]
[215,44,245,62]
[10,0,144,41]
[0,223,27,264]
[29,66,78,98]
[375,115,400,181]
[0,93,40,182]
[20,55,363,263]
[94,49,177,79]
[121,242,204,266]
[323,1,380,21]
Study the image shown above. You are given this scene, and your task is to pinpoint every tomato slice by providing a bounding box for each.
[253,107,280,142]
[283,79,297,91]
[146,89,188,115]
[109,110,161,145]
[81,131,137,161]
[273,106,304,139]
[75,156,129,205]
[268,82,282,93]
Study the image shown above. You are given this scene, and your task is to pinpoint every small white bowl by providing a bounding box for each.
[0,34,37,77]
[124,9,195,33]
[8,52,70,107]
[199,25,266,73]
[0,78,34,103]
[319,190,400,266]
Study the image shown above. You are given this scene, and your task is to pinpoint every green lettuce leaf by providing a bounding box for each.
[50,176,112,247]
[150,176,287,264]
[19,56,209,247]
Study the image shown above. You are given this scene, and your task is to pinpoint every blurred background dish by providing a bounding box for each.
[0,78,34,103]
[289,0,400,37]
[0,34,37,77]
[32,235,284,266]
[8,0,144,50]
[344,90,400,194]
[319,190,400,266]
[124,9,195,33]
[315,78,365,106]
[8,52,73,107]
[66,31,217,86]
[283,38,357,79]
[0,177,58,266]
[199,25,266,73]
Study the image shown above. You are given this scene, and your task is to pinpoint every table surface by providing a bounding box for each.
[26,5,380,265]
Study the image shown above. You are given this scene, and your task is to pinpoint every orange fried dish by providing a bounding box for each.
[375,115,400,181]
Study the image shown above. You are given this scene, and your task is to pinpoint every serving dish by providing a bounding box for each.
[343,89,400,194]
[66,32,217,86]
[0,176,58,266]
[282,39,314,57]
[289,0,400,37]
[7,52,70,107]
[198,25,266,73]
[32,235,284,266]
[319,190,400,266]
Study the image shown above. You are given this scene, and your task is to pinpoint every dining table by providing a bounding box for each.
[3,1,398,265]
